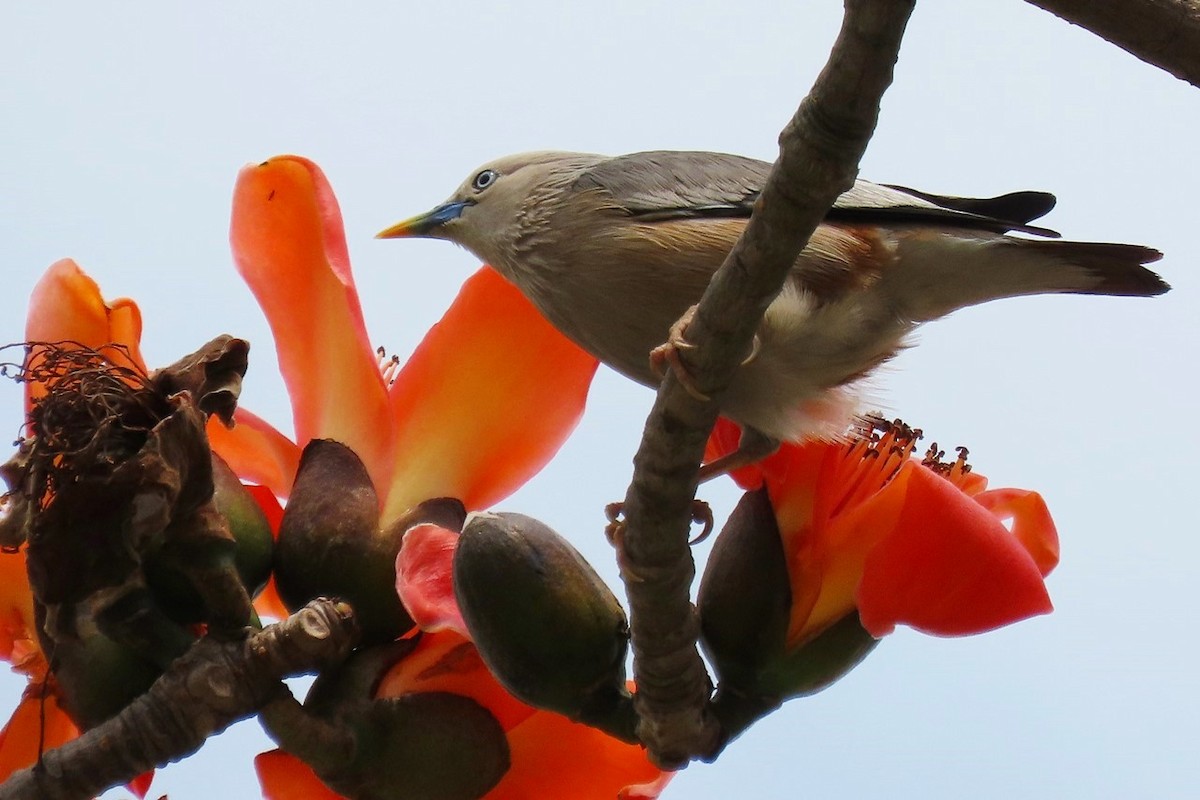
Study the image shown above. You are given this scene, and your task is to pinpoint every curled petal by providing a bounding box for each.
[382,267,598,523]
[24,259,145,411]
[231,157,393,491]
[857,466,1053,637]
[395,524,467,636]
[974,488,1060,576]
[206,409,301,500]
[256,749,343,800]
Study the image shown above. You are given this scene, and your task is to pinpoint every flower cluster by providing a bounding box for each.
[1,156,1059,799]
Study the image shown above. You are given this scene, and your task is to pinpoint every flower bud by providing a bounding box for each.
[452,512,635,739]
[35,602,168,730]
[276,440,465,643]
[698,488,791,692]
[699,489,878,738]
[298,641,510,800]
[210,452,274,599]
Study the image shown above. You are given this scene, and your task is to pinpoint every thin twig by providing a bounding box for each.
[1026,0,1200,88]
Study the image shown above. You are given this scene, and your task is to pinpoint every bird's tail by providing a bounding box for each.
[888,234,1168,322]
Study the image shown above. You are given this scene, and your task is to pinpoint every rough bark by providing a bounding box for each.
[1027,0,1200,87]
[615,0,916,770]
[0,600,358,800]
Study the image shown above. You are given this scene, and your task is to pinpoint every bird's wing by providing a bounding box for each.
[570,151,769,220]
[572,151,1060,236]
[832,183,1060,236]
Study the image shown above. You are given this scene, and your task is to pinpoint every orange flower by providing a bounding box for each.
[234,157,663,799]
[3,156,600,798]
[705,417,1059,650]
[217,156,598,527]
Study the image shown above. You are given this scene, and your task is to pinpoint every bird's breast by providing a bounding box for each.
[500,213,740,386]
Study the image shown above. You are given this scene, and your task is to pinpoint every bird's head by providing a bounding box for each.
[377,151,596,263]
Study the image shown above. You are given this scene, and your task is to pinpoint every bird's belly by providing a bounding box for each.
[537,294,682,388]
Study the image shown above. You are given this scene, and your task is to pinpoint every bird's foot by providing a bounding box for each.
[605,500,714,549]
[603,502,626,548]
[687,500,715,544]
[649,305,710,401]
[697,426,781,482]
[649,305,762,400]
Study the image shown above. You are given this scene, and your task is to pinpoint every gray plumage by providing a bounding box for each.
[380,150,1167,447]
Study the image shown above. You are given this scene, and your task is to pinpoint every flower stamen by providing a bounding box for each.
[830,416,923,516]
[376,346,402,386]
[922,441,973,485]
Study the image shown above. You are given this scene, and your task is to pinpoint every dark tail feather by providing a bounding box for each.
[1031,240,1169,297]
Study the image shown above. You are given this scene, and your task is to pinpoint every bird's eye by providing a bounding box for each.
[471,169,498,192]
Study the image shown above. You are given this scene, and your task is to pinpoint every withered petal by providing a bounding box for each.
[152,335,250,427]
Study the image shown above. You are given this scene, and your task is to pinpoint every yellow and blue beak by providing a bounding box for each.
[376,200,473,239]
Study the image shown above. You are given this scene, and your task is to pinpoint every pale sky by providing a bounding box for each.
[3,2,1198,798]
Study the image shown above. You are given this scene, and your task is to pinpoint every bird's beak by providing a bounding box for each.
[375,200,474,239]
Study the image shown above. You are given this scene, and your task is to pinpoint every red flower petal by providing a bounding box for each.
[375,630,534,733]
[857,465,1053,637]
[381,267,598,522]
[231,157,393,492]
[704,418,768,489]
[373,631,665,800]
[127,770,155,799]
[24,259,146,412]
[489,710,667,800]
[395,524,467,635]
[0,685,79,784]
[0,551,38,670]
[974,488,1060,576]
[206,409,301,500]
[256,749,344,800]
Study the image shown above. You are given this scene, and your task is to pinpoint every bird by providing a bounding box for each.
[377,150,1168,474]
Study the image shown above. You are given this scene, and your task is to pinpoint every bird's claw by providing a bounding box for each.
[605,500,713,547]
[687,499,714,545]
[604,501,626,547]
[742,333,762,367]
[649,305,711,401]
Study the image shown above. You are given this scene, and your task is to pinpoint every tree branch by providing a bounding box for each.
[615,0,916,769]
[1027,0,1200,88]
[0,599,358,800]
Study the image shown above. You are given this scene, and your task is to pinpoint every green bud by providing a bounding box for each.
[757,609,878,700]
[36,597,180,729]
[453,512,635,741]
[210,451,274,599]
